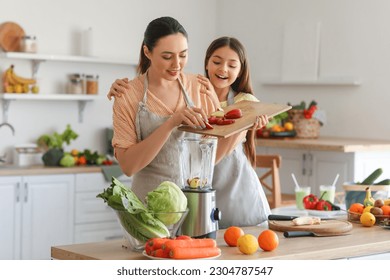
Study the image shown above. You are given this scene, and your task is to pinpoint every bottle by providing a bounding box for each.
[363,187,375,207]
[86,75,98,94]
[20,35,38,53]
[68,74,84,94]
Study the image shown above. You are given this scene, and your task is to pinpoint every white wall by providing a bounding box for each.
[216,0,390,140]
[0,0,216,162]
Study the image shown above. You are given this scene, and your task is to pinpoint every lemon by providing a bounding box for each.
[237,234,259,255]
[363,206,373,213]
[360,212,376,227]
[284,122,294,131]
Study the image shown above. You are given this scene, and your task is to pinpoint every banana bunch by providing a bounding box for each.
[2,64,37,94]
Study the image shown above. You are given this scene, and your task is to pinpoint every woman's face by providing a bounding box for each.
[144,33,188,81]
[206,46,241,90]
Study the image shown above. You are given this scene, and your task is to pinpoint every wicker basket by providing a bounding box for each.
[288,109,320,138]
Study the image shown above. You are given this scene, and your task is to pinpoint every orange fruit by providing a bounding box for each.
[360,212,376,227]
[381,205,390,216]
[349,203,364,214]
[224,226,244,247]
[258,229,279,251]
[237,234,259,255]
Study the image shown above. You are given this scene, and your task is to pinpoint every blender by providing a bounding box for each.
[179,136,221,239]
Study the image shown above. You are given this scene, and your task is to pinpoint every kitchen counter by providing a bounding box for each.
[51,221,390,260]
[256,136,390,152]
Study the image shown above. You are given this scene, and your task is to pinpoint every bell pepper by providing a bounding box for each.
[315,200,333,211]
[303,194,319,209]
[204,122,213,130]
[216,118,235,125]
[224,108,242,119]
[208,116,219,124]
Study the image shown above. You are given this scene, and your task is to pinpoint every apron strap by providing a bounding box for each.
[227,87,235,106]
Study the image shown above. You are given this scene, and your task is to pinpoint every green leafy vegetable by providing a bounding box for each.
[37,124,78,150]
[97,177,170,241]
[146,181,188,225]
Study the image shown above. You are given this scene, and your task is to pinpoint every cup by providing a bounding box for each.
[295,186,311,210]
[320,185,336,203]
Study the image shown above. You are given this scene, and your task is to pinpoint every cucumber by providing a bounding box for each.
[374,179,390,185]
[360,168,383,185]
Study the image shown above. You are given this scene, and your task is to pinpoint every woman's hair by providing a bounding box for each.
[137,16,188,75]
[204,37,257,167]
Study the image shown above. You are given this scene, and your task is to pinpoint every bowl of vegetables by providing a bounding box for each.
[97,178,189,252]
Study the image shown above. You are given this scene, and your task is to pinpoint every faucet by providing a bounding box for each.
[0,154,6,163]
[0,122,15,135]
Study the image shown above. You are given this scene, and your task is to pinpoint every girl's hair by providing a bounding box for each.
[137,16,188,75]
[204,36,257,167]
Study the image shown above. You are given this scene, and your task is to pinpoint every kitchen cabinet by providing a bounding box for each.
[73,172,131,244]
[0,174,74,260]
[0,51,136,123]
[257,143,390,196]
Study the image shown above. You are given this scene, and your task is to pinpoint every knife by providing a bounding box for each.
[268,214,337,221]
[283,231,351,238]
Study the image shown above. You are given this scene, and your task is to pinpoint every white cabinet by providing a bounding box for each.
[0,174,74,260]
[256,146,390,196]
[73,173,131,244]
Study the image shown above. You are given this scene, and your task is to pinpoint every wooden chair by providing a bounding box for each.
[255,154,296,209]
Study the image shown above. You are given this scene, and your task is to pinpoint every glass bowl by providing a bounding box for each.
[114,208,189,252]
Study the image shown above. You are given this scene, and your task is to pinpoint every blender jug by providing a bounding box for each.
[179,137,221,238]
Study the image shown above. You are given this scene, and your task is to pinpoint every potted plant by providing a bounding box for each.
[37,124,78,166]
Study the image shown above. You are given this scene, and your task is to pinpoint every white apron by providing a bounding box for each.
[131,74,193,201]
[212,89,271,229]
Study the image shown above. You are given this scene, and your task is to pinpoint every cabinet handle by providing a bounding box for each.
[24,182,28,202]
[302,153,306,175]
[308,153,313,176]
[16,182,20,202]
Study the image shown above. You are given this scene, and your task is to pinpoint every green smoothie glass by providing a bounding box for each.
[295,186,311,210]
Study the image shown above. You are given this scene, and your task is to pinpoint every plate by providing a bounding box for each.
[142,250,221,260]
[270,130,296,138]
[306,209,346,218]
[0,22,25,52]
[380,225,390,230]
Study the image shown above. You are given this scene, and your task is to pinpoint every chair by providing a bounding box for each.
[255,154,296,209]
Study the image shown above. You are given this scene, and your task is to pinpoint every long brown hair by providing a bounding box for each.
[204,37,257,167]
[137,16,188,75]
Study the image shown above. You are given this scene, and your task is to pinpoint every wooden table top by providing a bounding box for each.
[51,220,390,260]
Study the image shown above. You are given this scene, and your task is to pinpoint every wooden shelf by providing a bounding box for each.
[261,78,361,86]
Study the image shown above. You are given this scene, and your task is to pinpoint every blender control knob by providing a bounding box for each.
[212,208,221,221]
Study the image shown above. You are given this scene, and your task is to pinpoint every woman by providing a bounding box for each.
[196,37,271,228]
[110,16,217,200]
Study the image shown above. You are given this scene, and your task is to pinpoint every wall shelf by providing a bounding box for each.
[261,77,361,86]
[1,93,101,123]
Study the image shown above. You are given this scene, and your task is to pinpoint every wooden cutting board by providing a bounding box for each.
[178,101,292,138]
[0,22,25,52]
[269,220,353,236]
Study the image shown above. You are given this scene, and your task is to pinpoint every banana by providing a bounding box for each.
[2,67,15,86]
[10,65,36,85]
[384,199,390,206]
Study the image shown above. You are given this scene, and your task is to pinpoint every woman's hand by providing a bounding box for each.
[197,74,221,110]
[107,78,130,100]
[169,105,209,129]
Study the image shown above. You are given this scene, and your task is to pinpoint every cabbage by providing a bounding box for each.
[59,153,75,167]
[146,181,187,225]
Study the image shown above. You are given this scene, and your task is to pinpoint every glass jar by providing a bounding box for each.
[20,35,38,53]
[86,74,98,94]
[68,74,84,94]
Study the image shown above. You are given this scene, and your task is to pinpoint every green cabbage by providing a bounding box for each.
[146,181,187,225]
[59,154,76,167]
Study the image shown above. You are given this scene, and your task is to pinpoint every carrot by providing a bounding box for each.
[169,247,221,259]
[163,238,216,250]
[175,235,192,240]
[152,248,170,258]
[148,237,170,250]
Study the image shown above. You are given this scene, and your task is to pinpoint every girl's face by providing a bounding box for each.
[206,46,241,90]
[144,33,188,81]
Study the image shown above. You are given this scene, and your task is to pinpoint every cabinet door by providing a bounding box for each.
[310,151,354,194]
[0,177,22,260]
[21,174,74,260]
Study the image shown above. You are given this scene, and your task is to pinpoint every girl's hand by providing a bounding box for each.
[107,78,130,100]
[252,114,269,130]
[169,105,208,129]
[197,74,221,110]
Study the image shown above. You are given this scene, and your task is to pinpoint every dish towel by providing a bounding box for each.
[101,165,123,182]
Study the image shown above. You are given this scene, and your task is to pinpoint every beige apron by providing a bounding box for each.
[131,74,194,201]
[212,88,271,229]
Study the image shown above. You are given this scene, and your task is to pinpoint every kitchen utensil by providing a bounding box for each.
[0,22,25,52]
[268,214,338,221]
[179,137,221,239]
[178,101,291,138]
[268,219,353,237]
[283,231,348,238]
